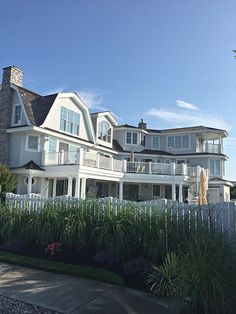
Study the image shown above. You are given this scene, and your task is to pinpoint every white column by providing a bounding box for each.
[41,150,46,166]
[78,147,84,165]
[53,178,57,197]
[81,177,87,199]
[119,181,123,200]
[97,154,100,169]
[172,184,176,201]
[27,176,33,194]
[149,161,152,174]
[61,150,65,164]
[179,183,183,202]
[123,160,127,172]
[171,163,176,175]
[67,176,73,196]
[111,157,114,171]
[75,175,81,198]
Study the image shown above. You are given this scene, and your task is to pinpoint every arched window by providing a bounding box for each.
[98,121,111,143]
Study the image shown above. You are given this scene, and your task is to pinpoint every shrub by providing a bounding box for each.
[123,257,151,278]
[45,242,62,256]
[148,231,236,314]
[147,252,179,297]
[0,239,29,254]
[0,165,17,199]
[93,249,121,270]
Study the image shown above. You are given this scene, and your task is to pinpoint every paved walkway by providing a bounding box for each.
[0,263,179,314]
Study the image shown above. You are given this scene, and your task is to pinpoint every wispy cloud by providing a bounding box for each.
[224,138,236,147]
[145,100,230,131]
[47,86,66,95]
[77,89,108,111]
[176,99,199,111]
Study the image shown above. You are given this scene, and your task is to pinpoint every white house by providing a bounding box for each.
[0,66,233,203]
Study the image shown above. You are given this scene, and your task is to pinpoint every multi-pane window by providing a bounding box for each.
[60,107,80,136]
[98,121,111,142]
[48,137,57,160]
[27,136,39,151]
[153,136,160,149]
[209,159,221,176]
[126,132,138,145]
[14,105,22,125]
[167,135,189,149]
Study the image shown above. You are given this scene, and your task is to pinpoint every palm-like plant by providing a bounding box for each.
[147,252,179,297]
[0,164,17,198]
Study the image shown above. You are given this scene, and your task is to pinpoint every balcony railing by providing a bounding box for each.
[197,143,221,154]
[42,150,201,177]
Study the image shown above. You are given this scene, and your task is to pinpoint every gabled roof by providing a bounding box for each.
[20,160,44,171]
[16,86,58,126]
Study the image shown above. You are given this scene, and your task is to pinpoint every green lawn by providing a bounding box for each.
[0,251,124,286]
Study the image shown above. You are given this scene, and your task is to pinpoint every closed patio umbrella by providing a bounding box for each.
[198,169,208,205]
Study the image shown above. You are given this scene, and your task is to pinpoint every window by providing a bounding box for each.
[27,136,39,151]
[141,134,146,146]
[209,159,221,176]
[13,105,22,125]
[153,136,160,149]
[48,137,57,160]
[153,185,161,197]
[98,121,111,142]
[60,107,80,136]
[126,132,138,145]
[167,135,190,149]
[168,136,174,149]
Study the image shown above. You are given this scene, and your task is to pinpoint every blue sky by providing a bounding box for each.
[1,0,236,179]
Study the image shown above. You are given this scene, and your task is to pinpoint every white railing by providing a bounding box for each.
[127,162,149,173]
[151,163,171,175]
[43,150,203,177]
[197,143,221,153]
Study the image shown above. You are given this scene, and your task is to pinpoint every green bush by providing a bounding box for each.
[0,164,17,198]
[148,230,236,313]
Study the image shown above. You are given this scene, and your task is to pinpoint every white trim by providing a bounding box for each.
[11,104,22,126]
[10,84,31,126]
[125,131,139,145]
[25,135,40,152]
[6,126,118,155]
[41,93,96,144]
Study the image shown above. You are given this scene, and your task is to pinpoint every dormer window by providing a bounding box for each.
[98,121,111,142]
[13,105,22,125]
[126,132,138,145]
[60,106,80,136]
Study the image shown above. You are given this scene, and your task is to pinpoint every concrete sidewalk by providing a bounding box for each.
[0,263,178,314]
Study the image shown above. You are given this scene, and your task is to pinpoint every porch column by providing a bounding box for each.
[27,176,33,194]
[179,183,183,202]
[81,177,87,199]
[75,175,81,198]
[172,183,176,201]
[119,181,123,200]
[67,176,73,196]
[53,178,57,197]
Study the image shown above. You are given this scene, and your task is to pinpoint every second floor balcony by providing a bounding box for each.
[41,149,202,178]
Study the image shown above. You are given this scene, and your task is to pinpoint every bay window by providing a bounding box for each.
[209,159,221,176]
[27,135,39,151]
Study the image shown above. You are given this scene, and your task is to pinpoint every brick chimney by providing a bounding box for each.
[0,66,24,165]
[138,119,147,130]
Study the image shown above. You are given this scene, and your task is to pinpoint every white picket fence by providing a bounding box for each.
[5,193,236,238]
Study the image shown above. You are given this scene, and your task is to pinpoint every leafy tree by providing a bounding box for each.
[230,185,236,200]
[0,164,17,199]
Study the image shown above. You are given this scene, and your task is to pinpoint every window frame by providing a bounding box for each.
[12,104,22,126]
[60,106,80,136]
[209,159,221,176]
[152,136,160,149]
[167,134,190,150]
[97,121,112,143]
[26,135,40,152]
[125,131,139,145]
